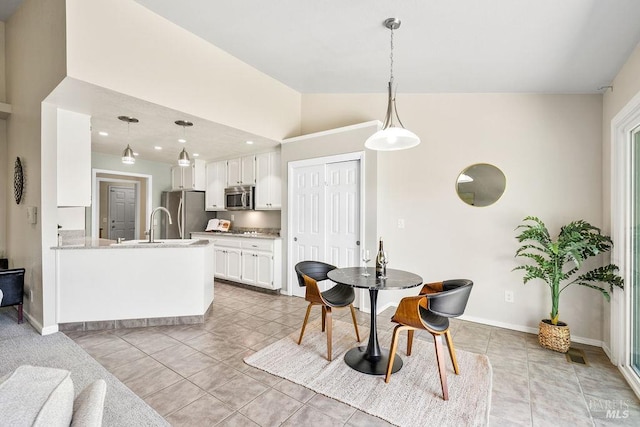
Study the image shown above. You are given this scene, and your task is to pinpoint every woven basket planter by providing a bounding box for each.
[538,319,570,353]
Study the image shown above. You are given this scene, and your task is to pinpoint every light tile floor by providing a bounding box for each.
[66,282,640,426]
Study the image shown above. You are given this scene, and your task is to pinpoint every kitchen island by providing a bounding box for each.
[53,239,214,330]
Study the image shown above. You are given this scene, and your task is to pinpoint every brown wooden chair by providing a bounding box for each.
[295,261,361,361]
[385,279,473,400]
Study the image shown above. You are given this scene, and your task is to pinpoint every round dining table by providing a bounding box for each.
[327,266,422,375]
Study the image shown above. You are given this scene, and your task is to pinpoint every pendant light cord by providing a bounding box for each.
[389,27,395,85]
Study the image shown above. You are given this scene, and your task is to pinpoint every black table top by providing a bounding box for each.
[327,267,423,291]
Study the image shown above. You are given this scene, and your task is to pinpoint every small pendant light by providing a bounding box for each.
[365,18,420,151]
[118,116,139,164]
[175,120,193,167]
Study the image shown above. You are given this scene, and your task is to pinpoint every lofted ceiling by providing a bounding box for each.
[133,0,640,94]
[3,1,640,164]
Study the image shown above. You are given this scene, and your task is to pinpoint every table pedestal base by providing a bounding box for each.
[344,346,402,375]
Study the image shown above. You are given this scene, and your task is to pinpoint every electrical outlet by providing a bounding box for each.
[397,219,405,229]
[231,214,235,221]
[505,290,514,303]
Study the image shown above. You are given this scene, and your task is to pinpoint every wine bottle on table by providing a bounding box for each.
[375,238,386,278]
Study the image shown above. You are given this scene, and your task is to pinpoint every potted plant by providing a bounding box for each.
[514,216,624,353]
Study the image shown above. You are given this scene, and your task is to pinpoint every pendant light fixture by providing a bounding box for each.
[365,18,421,151]
[175,120,193,167]
[118,116,139,165]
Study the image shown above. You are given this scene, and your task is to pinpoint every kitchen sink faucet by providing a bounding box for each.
[149,207,172,243]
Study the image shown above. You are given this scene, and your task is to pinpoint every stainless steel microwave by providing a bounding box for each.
[224,185,255,210]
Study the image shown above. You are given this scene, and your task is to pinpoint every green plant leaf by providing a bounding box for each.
[514,217,624,320]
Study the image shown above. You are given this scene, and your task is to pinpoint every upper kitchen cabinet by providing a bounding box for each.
[57,109,91,207]
[205,160,227,211]
[227,155,255,186]
[172,159,205,191]
[255,151,281,210]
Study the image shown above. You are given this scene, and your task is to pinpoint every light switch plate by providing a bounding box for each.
[27,206,37,224]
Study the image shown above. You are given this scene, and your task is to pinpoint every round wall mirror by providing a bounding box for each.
[456,163,506,207]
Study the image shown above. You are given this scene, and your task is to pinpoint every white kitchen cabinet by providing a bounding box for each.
[57,109,91,207]
[241,250,258,284]
[239,238,279,289]
[172,159,205,190]
[214,239,242,282]
[227,155,255,186]
[255,151,281,210]
[192,233,282,290]
[205,160,227,211]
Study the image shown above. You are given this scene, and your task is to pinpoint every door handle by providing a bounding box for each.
[294,237,297,242]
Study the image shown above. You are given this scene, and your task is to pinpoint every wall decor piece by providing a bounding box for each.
[13,157,23,204]
[456,163,506,207]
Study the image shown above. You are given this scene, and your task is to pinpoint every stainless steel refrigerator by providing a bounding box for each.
[160,190,213,239]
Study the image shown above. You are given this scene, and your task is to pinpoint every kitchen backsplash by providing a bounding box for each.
[58,229,85,245]
[228,226,280,236]
[216,210,281,230]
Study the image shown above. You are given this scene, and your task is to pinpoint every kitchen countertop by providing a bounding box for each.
[191,231,281,240]
[52,238,213,250]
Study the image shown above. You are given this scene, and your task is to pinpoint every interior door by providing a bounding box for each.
[326,161,360,268]
[291,164,326,297]
[290,160,360,298]
[108,186,136,240]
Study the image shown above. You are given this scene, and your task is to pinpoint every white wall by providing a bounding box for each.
[64,0,301,142]
[301,93,606,342]
[6,0,67,331]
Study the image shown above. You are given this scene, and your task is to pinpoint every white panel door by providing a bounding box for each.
[241,251,258,284]
[291,164,326,297]
[241,155,256,185]
[205,160,227,211]
[214,247,227,278]
[226,248,242,282]
[227,158,241,185]
[290,160,360,297]
[326,161,360,269]
[256,252,273,288]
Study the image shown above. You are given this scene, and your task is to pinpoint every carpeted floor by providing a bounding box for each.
[245,319,492,427]
[0,308,168,426]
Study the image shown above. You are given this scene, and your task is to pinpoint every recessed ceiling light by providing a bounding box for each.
[192,153,199,157]
[246,140,254,145]
[178,138,186,143]
[133,152,139,156]
[154,146,162,150]
[98,131,109,136]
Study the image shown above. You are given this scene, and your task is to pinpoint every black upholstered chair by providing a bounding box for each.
[385,279,473,400]
[295,261,361,361]
[0,268,26,324]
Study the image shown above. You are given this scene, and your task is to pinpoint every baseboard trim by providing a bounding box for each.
[602,342,613,361]
[359,301,396,315]
[20,309,58,336]
[459,314,604,348]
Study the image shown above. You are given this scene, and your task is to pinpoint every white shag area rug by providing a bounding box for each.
[245,319,492,427]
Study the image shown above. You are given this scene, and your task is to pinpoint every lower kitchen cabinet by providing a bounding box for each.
[193,233,282,291]
[214,246,241,282]
[241,250,273,289]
